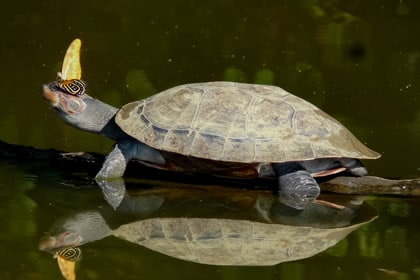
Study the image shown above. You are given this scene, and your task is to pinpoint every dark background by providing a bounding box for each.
[1,0,420,178]
[1,1,420,279]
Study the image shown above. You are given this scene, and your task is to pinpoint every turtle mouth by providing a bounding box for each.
[38,236,57,252]
[39,231,83,252]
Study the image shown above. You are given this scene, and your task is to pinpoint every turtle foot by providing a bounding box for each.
[277,170,320,210]
[339,158,368,176]
[95,178,126,209]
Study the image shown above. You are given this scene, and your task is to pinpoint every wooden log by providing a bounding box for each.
[1,140,419,196]
[320,176,420,196]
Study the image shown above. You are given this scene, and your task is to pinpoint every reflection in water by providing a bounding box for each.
[39,187,377,268]
[54,247,82,280]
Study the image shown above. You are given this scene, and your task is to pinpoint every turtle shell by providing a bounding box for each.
[113,216,375,266]
[115,82,380,163]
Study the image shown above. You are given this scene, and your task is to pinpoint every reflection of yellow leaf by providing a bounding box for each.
[55,247,81,280]
[59,38,82,81]
[57,255,76,280]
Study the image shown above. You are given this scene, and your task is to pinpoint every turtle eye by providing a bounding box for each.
[58,79,87,96]
[49,81,61,91]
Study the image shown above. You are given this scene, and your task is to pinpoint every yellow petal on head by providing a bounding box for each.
[57,255,77,280]
[60,38,82,81]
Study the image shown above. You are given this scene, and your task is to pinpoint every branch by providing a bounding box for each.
[1,140,419,196]
[320,176,420,196]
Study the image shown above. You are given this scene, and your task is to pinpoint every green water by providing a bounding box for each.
[1,0,420,279]
[0,158,419,279]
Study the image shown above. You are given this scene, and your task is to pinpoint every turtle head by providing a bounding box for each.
[42,81,124,140]
[39,210,112,253]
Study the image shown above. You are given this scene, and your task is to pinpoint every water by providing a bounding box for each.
[0,158,419,279]
[1,0,420,279]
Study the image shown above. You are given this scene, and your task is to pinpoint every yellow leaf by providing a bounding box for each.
[59,38,82,80]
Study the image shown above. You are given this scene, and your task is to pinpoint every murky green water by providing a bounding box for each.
[1,0,420,279]
[0,158,420,279]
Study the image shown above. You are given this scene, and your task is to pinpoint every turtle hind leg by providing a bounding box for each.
[272,163,320,210]
[339,158,368,176]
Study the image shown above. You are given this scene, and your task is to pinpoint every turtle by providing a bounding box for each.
[41,215,375,266]
[42,40,380,209]
[42,80,380,208]
[38,189,377,266]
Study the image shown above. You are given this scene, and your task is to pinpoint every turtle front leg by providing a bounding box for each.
[95,140,133,208]
[95,139,134,179]
[95,178,127,209]
[96,139,166,179]
[272,163,320,209]
[95,139,166,208]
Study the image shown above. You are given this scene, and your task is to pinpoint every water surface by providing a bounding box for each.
[0,158,419,279]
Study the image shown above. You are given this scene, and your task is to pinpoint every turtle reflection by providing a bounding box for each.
[39,187,377,266]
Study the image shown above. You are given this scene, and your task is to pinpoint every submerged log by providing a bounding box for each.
[0,140,103,164]
[321,176,420,196]
[1,140,419,196]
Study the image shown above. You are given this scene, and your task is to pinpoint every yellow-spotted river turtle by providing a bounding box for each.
[39,188,377,266]
[42,39,380,208]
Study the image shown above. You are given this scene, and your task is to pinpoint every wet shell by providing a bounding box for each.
[59,38,82,81]
[55,247,81,280]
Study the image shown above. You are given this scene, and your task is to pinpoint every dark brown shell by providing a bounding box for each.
[116,82,380,163]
